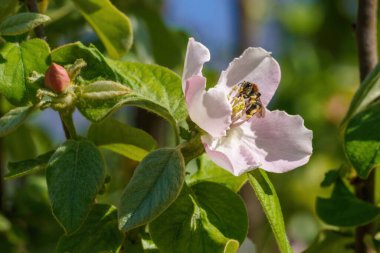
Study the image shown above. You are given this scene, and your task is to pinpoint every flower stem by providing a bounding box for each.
[59,112,77,139]
[354,0,378,252]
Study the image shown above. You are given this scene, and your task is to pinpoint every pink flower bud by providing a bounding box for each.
[44,63,71,93]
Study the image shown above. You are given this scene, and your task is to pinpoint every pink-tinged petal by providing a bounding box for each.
[217,47,281,106]
[186,76,232,137]
[182,38,210,93]
[246,110,313,173]
[201,126,263,176]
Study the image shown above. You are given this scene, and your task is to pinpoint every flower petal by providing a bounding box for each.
[201,110,312,175]
[182,38,210,93]
[201,126,263,176]
[217,47,281,106]
[247,110,313,173]
[186,76,232,137]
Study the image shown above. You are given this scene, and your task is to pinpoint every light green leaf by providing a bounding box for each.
[345,101,380,178]
[72,0,133,58]
[87,119,157,161]
[56,204,123,253]
[303,230,354,253]
[248,170,293,253]
[0,39,50,105]
[79,80,131,100]
[316,179,380,227]
[150,183,244,253]
[79,60,187,133]
[46,140,106,234]
[189,155,248,192]
[343,63,380,124]
[0,13,50,36]
[0,105,35,137]
[118,148,185,231]
[5,150,53,180]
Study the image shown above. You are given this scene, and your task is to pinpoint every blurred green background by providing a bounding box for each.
[0,0,362,252]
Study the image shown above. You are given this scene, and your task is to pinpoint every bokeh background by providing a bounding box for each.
[0,0,361,252]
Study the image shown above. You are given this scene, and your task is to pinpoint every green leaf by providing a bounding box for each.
[56,204,123,253]
[87,119,157,161]
[248,170,293,253]
[46,140,106,234]
[0,13,50,36]
[316,179,380,227]
[303,230,354,253]
[345,101,380,178]
[0,39,50,105]
[5,150,54,180]
[51,42,118,82]
[118,148,185,231]
[150,183,244,253]
[72,0,133,59]
[79,60,187,132]
[189,155,248,192]
[51,43,187,134]
[0,105,35,137]
[343,63,380,124]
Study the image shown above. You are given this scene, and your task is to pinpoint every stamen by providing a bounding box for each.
[228,81,265,125]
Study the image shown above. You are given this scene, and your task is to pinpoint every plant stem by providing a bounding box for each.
[26,0,45,39]
[355,0,378,252]
[59,112,77,139]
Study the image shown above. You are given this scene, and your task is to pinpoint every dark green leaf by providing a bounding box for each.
[0,13,50,36]
[189,155,248,192]
[248,170,293,253]
[0,39,50,105]
[0,105,35,137]
[320,170,339,187]
[345,101,380,178]
[316,179,380,227]
[56,204,123,253]
[72,0,133,58]
[118,148,185,231]
[47,140,106,234]
[88,119,157,161]
[0,0,19,22]
[5,150,54,180]
[303,230,354,253]
[150,184,242,253]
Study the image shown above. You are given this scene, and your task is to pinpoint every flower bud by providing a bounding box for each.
[44,63,71,93]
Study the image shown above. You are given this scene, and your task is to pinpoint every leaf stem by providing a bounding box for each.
[354,0,378,252]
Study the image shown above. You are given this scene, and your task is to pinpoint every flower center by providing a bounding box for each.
[228,81,265,126]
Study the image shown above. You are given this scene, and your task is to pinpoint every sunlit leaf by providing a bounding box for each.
[248,170,293,253]
[72,0,133,58]
[88,119,156,161]
[0,39,50,105]
[189,155,248,192]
